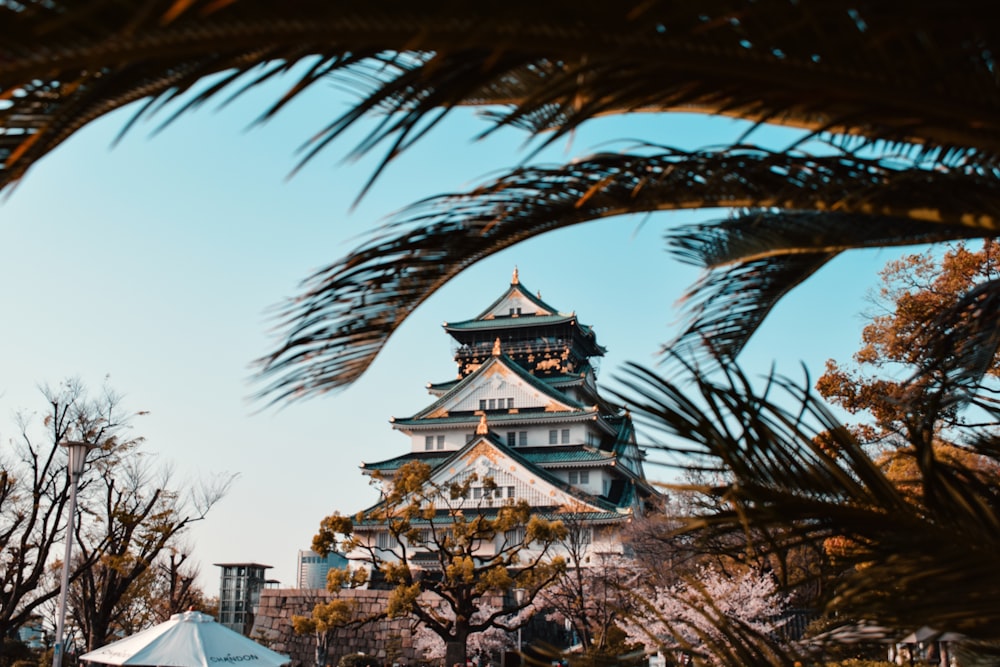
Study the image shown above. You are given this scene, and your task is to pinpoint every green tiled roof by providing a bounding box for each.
[353,507,629,527]
[363,445,613,472]
[400,353,591,422]
[522,446,615,465]
[427,371,588,396]
[391,409,600,428]
[357,429,628,516]
[472,282,563,321]
[445,313,577,331]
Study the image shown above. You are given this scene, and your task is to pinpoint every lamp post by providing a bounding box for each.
[514,588,526,660]
[52,440,95,667]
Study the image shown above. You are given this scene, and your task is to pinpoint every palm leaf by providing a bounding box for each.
[911,279,1000,412]
[6,2,1000,406]
[667,209,994,363]
[670,251,838,363]
[4,1,1000,190]
[254,148,1000,400]
[616,358,1000,640]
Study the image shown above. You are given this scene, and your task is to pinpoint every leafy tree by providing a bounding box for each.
[624,484,829,611]
[71,468,229,651]
[817,240,1000,447]
[411,601,523,664]
[619,564,789,667]
[148,548,211,622]
[537,522,639,655]
[291,594,358,667]
[618,357,1000,661]
[0,379,232,650]
[0,378,125,643]
[310,461,567,667]
[2,4,1000,404]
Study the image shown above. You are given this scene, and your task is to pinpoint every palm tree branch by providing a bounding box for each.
[4,1,1000,190]
[253,148,1000,402]
[617,360,1000,637]
[666,209,998,363]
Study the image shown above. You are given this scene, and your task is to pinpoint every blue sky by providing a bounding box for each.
[0,71,904,591]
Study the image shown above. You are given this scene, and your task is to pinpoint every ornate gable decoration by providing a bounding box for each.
[474,271,559,321]
[423,356,575,418]
[421,439,608,512]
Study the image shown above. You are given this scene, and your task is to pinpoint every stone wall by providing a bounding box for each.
[252,588,418,667]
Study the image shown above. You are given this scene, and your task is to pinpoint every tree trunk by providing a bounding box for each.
[445,640,466,667]
[315,632,330,667]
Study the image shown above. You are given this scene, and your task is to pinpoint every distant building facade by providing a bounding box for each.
[296,549,348,589]
[215,562,272,635]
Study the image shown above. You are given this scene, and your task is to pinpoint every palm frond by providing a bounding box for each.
[667,209,996,363]
[254,149,1000,400]
[616,358,1000,639]
[669,210,992,270]
[911,278,1000,411]
[4,1,1000,191]
[670,251,837,364]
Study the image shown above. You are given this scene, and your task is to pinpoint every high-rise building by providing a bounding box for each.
[215,562,271,635]
[296,549,348,589]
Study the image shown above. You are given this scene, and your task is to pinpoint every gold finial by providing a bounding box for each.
[493,337,502,356]
[512,267,519,285]
[537,290,542,299]
[476,413,489,435]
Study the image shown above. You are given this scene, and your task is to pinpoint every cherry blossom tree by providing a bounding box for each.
[536,551,639,653]
[411,601,532,665]
[620,565,788,666]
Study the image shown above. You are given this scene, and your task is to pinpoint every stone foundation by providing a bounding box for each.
[252,588,418,667]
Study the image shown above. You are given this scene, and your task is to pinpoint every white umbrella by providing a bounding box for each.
[80,610,291,667]
[900,626,941,644]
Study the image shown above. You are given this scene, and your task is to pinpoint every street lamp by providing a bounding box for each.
[514,588,526,659]
[52,440,95,667]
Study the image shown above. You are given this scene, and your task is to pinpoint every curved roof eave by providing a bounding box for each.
[397,353,590,422]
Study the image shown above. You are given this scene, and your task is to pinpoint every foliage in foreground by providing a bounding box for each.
[1,379,232,650]
[2,3,1000,405]
[306,461,566,667]
[619,564,789,666]
[618,355,1000,661]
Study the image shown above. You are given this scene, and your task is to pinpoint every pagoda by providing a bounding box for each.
[353,269,659,562]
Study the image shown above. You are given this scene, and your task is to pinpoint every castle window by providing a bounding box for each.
[376,532,399,550]
[507,432,516,447]
[436,435,445,450]
[507,397,514,409]
[507,486,515,498]
[561,429,570,444]
[488,398,496,410]
[473,487,482,500]
[479,399,486,410]
[549,430,558,444]
[519,431,527,446]
[425,436,434,451]
[580,470,590,484]
[505,526,526,544]
[569,471,578,484]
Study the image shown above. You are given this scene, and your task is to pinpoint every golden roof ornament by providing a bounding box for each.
[493,337,502,356]
[476,413,489,435]
[512,267,519,285]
